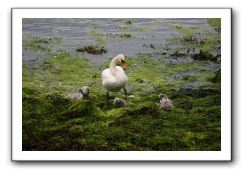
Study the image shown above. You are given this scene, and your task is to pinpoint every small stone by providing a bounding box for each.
[128,95,135,99]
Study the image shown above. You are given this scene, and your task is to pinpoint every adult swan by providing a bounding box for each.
[101,54,128,102]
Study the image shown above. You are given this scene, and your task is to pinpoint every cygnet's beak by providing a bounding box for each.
[121,60,126,71]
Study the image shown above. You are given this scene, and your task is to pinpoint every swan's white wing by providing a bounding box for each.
[116,66,128,80]
[116,66,124,73]
[101,68,116,85]
[101,67,128,92]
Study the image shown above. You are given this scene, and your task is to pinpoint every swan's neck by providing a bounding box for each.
[109,57,118,75]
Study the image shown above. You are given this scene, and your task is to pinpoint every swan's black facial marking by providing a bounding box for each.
[121,59,126,71]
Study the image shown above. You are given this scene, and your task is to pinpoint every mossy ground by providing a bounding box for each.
[22,19,221,151]
[25,36,63,52]
[23,55,220,151]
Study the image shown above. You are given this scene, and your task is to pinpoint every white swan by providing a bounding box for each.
[101,54,128,102]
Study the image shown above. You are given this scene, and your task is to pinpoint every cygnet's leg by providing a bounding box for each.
[106,91,109,104]
[123,87,127,100]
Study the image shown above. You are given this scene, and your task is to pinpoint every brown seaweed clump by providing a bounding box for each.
[76,46,107,55]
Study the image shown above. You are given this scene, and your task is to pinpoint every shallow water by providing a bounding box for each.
[22,18,209,65]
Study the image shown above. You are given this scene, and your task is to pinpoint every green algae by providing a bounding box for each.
[208,18,221,29]
[168,22,221,62]
[22,52,221,151]
[88,31,108,46]
[122,20,133,32]
[26,36,63,52]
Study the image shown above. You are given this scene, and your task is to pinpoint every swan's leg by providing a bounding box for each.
[106,91,109,104]
[123,87,127,100]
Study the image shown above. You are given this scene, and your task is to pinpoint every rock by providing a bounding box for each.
[128,95,135,99]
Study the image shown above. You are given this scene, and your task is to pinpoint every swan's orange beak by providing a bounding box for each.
[122,61,126,71]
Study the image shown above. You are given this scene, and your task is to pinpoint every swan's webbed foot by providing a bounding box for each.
[123,88,127,100]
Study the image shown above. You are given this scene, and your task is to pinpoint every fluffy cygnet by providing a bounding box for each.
[79,86,90,97]
[159,93,173,111]
[114,97,126,108]
[70,92,83,101]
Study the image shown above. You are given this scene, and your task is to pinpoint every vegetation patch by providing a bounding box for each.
[25,36,62,52]
[167,22,221,62]
[211,69,221,83]
[22,53,221,151]
[208,18,221,32]
[88,31,108,46]
[121,20,133,31]
[76,46,107,55]
[191,50,218,62]
[143,44,156,49]
[106,32,133,39]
